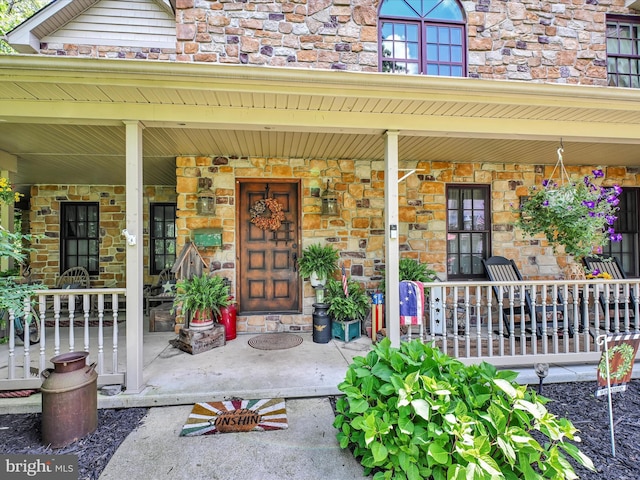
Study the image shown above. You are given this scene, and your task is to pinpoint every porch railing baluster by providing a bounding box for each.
[68,296,75,352]
[112,293,119,374]
[97,295,105,376]
[1,287,125,390]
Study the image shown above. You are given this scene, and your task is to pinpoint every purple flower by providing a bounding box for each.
[542,200,549,206]
[589,211,596,217]
[582,200,595,209]
[607,196,620,206]
[611,233,623,242]
[592,269,601,276]
[592,169,604,178]
[608,227,615,234]
[613,185,623,195]
[542,179,550,187]
[606,215,617,225]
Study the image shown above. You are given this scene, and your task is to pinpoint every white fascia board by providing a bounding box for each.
[6,31,41,54]
[153,0,175,15]
[6,0,78,52]
[625,0,640,10]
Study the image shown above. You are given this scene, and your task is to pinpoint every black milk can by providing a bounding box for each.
[41,351,98,448]
[312,303,331,343]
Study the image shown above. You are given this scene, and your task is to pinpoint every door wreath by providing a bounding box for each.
[250,197,285,231]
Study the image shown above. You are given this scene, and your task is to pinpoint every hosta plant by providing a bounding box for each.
[334,338,595,480]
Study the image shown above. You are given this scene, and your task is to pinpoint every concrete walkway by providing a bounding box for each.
[100,397,367,480]
[2,330,630,480]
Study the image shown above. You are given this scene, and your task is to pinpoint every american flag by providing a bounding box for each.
[341,265,349,298]
[399,281,424,326]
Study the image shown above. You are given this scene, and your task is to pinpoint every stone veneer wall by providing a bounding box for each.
[175,0,637,84]
[38,44,177,60]
[175,155,637,333]
[29,185,177,288]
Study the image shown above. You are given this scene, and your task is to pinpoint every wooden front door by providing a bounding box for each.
[237,180,301,314]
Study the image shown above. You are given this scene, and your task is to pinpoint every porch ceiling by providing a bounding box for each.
[1,55,640,192]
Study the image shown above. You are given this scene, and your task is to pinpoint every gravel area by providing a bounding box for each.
[0,380,638,479]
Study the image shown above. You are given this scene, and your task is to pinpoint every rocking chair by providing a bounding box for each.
[483,256,572,337]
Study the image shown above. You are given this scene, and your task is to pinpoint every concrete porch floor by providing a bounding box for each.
[1,319,374,414]
[1,312,619,415]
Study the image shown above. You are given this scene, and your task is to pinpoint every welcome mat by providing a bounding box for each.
[248,333,303,350]
[180,398,288,436]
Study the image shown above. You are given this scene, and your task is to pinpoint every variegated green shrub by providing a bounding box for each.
[333,338,595,480]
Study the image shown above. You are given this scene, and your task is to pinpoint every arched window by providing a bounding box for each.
[379,0,466,76]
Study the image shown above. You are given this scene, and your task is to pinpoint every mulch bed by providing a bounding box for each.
[1,380,638,479]
[541,379,640,479]
[0,408,148,480]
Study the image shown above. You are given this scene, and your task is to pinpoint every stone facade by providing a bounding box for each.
[175,0,638,84]
[28,185,177,288]
[38,44,177,61]
[175,154,638,332]
[466,0,633,84]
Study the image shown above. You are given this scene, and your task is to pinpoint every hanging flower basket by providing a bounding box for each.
[517,149,622,260]
[0,177,22,205]
[250,197,285,231]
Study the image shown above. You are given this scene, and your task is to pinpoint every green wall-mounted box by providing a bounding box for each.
[193,228,223,248]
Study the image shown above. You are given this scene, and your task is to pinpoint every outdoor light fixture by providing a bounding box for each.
[196,189,216,216]
[321,180,339,216]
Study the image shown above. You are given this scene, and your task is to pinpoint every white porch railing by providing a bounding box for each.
[2,279,639,392]
[0,288,126,391]
[423,279,640,367]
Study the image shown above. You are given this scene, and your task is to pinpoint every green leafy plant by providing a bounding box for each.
[379,258,438,294]
[334,338,595,480]
[172,273,230,319]
[517,168,622,260]
[297,243,339,281]
[325,277,370,323]
[1,212,42,328]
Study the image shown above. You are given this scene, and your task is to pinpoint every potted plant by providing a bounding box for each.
[297,243,339,287]
[172,272,230,330]
[517,167,623,260]
[378,258,438,294]
[325,277,370,341]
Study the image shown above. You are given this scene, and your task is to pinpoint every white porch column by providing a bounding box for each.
[124,121,144,393]
[384,131,400,347]
[0,152,18,272]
